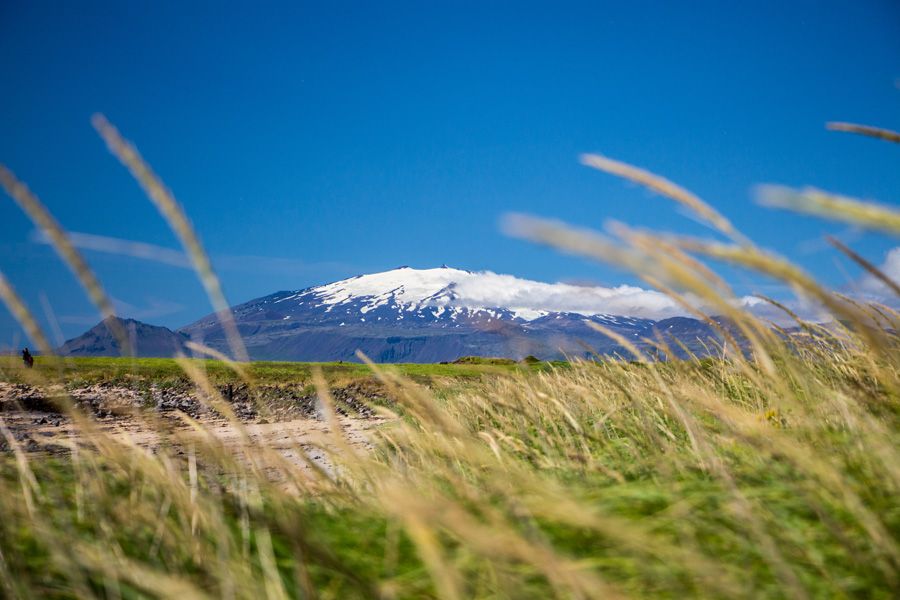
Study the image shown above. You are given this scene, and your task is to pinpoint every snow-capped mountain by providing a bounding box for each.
[280,266,683,322]
[172,266,723,362]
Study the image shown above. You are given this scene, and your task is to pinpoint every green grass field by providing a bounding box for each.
[1,355,548,387]
[1,347,898,598]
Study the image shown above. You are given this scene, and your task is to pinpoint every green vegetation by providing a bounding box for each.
[2,347,898,598]
[450,356,516,365]
[0,355,543,387]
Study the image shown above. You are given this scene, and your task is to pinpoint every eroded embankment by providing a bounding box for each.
[0,379,391,478]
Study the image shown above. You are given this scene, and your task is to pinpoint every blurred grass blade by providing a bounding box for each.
[502,212,645,273]
[827,121,900,144]
[828,236,900,298]
[184,341,253,382]
[0,165,130,354]
[91,114,248,361]
[675,237,898,370]
[580,153,750,245]
[757,184,900,235]
[0,271,55,358]
[585,320,648,363]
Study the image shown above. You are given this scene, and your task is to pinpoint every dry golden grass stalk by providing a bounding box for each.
[91,114,248,362]
[611,223,780,376]
[826,121,900,144]
[0,165,130,354]
[67,543,211,600]
[356,350,464,436]
[508,213,780,382]
[0,417,40,518]
[502,213,650,275]
[828,235,900,298]
[675,237,900,399]
[311,366,360,465]
[645,235,733,294]
[580,153,750,245]
[757,184,900,235]
[0,270,55,358]
[184,341,252,381]
[675,239,877,327]
[584,320,647,363]
[506,214,736,329]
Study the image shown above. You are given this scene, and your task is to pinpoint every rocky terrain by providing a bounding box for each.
[0,379,384,421]
[0,379,387,469]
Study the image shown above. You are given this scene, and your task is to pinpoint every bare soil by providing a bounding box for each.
[0,380,390,481]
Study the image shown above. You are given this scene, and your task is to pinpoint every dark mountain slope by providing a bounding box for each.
[59,317,190,358]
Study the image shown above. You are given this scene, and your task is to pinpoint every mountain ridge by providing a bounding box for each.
[60,266,725,361]
[58,317,190,358]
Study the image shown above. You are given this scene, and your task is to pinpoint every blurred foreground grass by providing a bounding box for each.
[1,117,898,598]
[1,350,897,598]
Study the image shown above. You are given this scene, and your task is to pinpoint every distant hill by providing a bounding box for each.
[58,317,189,357]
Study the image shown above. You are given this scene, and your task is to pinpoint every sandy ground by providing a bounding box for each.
[0,381,389,485]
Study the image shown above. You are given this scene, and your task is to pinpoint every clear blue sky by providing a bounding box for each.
[1,0,898,344]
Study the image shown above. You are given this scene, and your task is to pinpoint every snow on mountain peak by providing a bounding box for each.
[292,266,684,321]
[310,266,468,311]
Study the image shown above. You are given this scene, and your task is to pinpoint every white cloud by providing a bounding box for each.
[30,229,361,276]
[59,297,185,326]
[31,229,191,268]
[450,272,684,320]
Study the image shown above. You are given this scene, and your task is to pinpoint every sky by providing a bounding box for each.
[1,0,898,345]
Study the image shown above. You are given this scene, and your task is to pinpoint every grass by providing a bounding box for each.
[0,356,553,387]
[2,353,897,598]
[0,116,898,598]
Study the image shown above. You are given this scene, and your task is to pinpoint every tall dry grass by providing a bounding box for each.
[92,114,249,363]
[0,117,898,598]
